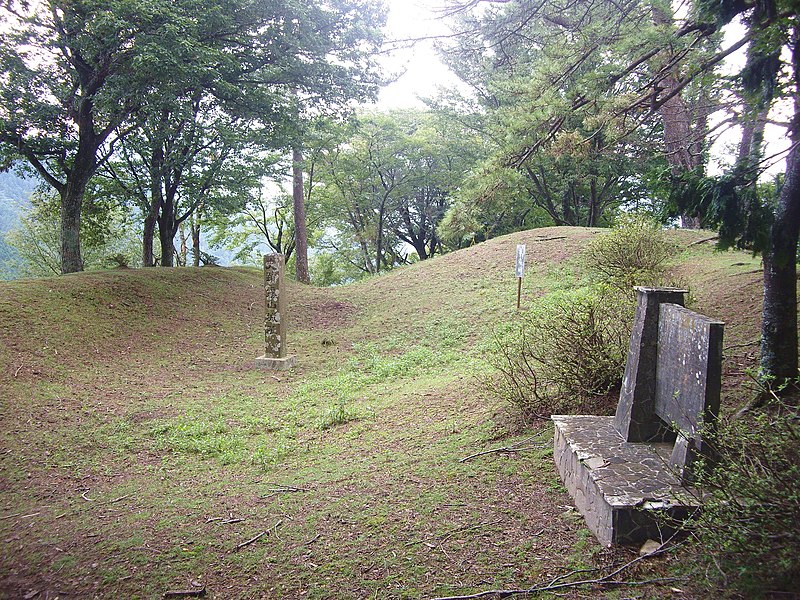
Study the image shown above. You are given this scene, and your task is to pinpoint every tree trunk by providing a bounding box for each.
[191,213,201,267]
[760,34,800,382]
[158,198,176,267]
[59,186,84,274]
[292,146,310,283]
[652,3,703,229]
[761,143,800,380]
[59,142,97,273]
[143,209,157,267]
[178,223,188,267]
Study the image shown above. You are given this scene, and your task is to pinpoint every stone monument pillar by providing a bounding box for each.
[255,254,296,370]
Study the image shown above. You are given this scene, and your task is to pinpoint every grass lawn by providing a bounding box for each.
[0,227,765,599]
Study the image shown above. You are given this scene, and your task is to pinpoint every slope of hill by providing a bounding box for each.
[0,227,765,599]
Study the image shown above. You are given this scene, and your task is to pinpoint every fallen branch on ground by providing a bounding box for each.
[233,519,282,552]
[0,512,40,521]
[431,539,685,600]
[205,517,245,524]
[261,483,309,498]
[163,587,206,598]
[459,435,547,463]
[724,339,760,351]
[406,520,502,548]
[688,235,719,246]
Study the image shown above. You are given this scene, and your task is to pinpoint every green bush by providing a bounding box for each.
[488,287,631,419]
[692,398,800,595]
[584,214,679,291]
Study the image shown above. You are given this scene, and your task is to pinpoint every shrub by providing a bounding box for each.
[584,214,679,291]
[318,403,359,430]
[692,397,800,595]
[488,286,631,420]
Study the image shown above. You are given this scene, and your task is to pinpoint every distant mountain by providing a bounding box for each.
[0,172,38,278]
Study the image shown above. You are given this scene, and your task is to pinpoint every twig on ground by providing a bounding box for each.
[234,530,267,551]
[431,538,685,600]
[163,587,206,598]
[303,533,321,546]
[724,339,760,351]
[407,520,501,548]
[263,482,308,492]
[13,362,24,378]
[233,519,282,552]
[81,491,95,502]
[101,494,130,506]
[0,512,40,521]
[731,269,762,276]
[688,235,719,246]
[206,516,245,524]
[261,483,309,498]
[459,435,547,463]
[132,546,163,553]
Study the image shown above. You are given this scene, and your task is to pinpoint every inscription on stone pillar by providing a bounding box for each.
[255,254,295,370]
[263,254,286,358]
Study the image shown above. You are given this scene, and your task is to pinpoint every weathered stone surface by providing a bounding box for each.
[553,287,724,545]
[263,254,287,359]
[553,415,699,546]
[639,539,661,556]
[614,287,687,442]
[655,303,723,482]
[254,355,296,370]
[257,254,295,370]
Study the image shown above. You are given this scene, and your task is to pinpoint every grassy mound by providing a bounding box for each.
[0,227,765,599]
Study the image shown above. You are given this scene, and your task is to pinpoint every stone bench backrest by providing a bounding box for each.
[654,303,723,480]
[613,287,724,484]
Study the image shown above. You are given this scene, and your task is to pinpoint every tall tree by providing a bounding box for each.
[293,146,310,282]
[437,0,674,235]
[316,110,482,274]
[0,0,385,274]
[0,0,220,272]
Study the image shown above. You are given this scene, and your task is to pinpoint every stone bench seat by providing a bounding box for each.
[552,415,699,546]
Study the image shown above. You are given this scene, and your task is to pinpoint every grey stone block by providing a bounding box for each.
[553,415,699,546]
[255,355,296,370]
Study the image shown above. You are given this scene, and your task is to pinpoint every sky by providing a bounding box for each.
[374,0,464,108]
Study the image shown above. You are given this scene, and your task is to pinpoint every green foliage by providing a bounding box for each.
[4,190,141,277]
[666,169,777,254]
[583,214,680,291]
[208,182,298,267]
[318,404,359,430]
[150,417,244,464]
[0,0,386,272]
[314,109,485,275]
[309,250,366,286]
[488,287,630,420]
[436,0,672,236]
[694,396,800,595]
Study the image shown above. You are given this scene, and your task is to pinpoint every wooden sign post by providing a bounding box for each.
[515,244,526,309]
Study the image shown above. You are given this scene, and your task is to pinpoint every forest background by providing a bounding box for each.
[1,0,799,382]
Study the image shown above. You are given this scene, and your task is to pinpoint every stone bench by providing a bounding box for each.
[552,287,724,545]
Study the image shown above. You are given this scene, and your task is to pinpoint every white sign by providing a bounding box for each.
[515,244,526,278]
